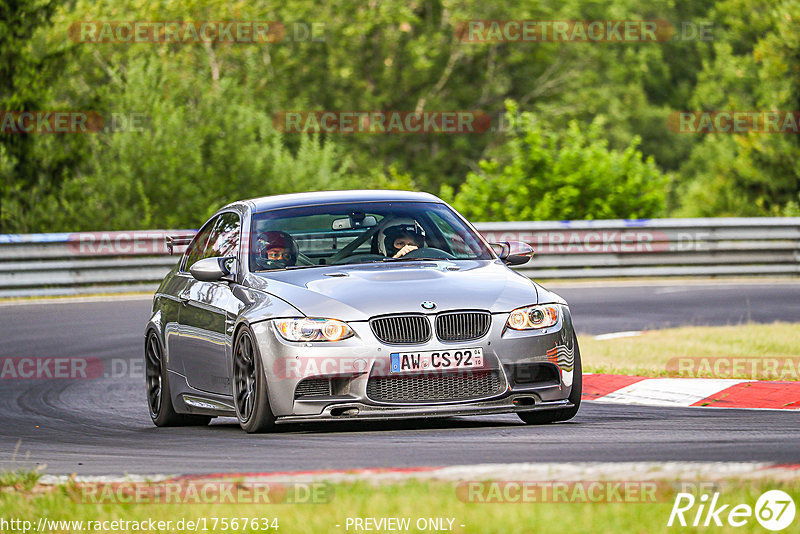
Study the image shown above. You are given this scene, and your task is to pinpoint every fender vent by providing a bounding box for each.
[294,378,331,398]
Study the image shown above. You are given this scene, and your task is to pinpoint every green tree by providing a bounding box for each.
[0,0,78,232]
[2,0,792,230]
[674,0,800,216]
[11,58,356,231]
[442,101,667,221]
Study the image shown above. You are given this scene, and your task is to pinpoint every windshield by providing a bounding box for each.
[249,201,493,271]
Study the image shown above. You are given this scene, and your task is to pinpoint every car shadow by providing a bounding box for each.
[207,415,525,434]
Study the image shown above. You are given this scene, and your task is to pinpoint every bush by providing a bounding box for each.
[442,101,667,222]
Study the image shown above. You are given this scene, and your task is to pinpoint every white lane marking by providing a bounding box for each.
[654,285,760,294]
[593,330,643,340]
[543,279,800,289]
[596,378,751,407]
[0,294,154,307]
[654,286,689,294]
[39,473,172,485]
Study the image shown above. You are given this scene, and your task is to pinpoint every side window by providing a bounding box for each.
[181,217,217,272]
[205,212,241,258]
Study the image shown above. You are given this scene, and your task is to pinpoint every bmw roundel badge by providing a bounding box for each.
[421,301,437,310]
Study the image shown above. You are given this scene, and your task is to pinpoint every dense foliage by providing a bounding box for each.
[1,0,798,231]
[443,101,666,221]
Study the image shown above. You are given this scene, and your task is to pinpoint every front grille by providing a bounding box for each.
[370,315,431,345]
[366,370,504,403]
[294,378,331,398]
[435,311,491,341]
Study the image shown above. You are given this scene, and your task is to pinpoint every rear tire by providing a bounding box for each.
[233,326,276,433]
[518,333,582,425]
[145,330,211,427]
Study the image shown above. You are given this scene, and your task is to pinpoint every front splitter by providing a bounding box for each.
[275,396,573,424]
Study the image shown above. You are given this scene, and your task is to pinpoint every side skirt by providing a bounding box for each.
[167,370,236,417]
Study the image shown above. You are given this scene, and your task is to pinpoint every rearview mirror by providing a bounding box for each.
[332,215,377,230]
[189,257,236,282]
[490,241,534,266]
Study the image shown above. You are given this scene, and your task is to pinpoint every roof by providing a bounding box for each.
[242,190,443,213]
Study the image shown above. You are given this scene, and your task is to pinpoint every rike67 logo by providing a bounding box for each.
[668,490,796,531]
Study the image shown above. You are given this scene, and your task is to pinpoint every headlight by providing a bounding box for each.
[506,305,560,330]
[274,318,354,342]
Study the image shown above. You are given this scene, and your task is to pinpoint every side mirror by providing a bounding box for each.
[189,257,236,282]
[490,241,534,266]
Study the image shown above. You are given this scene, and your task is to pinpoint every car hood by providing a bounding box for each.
[247,260,541,321]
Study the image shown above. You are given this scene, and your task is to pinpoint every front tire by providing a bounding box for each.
[145,331,211,427]
[233,326,276,433]
[518,333,582,425]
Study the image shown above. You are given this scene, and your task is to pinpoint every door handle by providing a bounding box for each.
[178,293,190,306]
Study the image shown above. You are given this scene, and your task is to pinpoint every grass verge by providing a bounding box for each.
[1,478,798,533]
[0,469,42,491]
[579,322,800,379]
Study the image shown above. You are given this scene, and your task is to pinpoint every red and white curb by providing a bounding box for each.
[583,374,800,410]
[38,462,800,485]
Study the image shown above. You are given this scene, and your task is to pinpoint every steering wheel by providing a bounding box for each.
[332,253,386,265]
[398,247,455,260]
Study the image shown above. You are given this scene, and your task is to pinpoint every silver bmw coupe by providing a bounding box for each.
[145,190,581,433]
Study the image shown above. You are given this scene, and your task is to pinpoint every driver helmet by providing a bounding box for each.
[255,230,298,269]
[378,218,426,256]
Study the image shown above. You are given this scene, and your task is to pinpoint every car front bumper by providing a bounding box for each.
[275,396,575,424]
[250,305,577,420]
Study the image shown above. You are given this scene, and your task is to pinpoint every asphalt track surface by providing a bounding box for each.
[1,282,798,475]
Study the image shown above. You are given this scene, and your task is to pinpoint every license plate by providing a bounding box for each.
[390,348,484,373]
